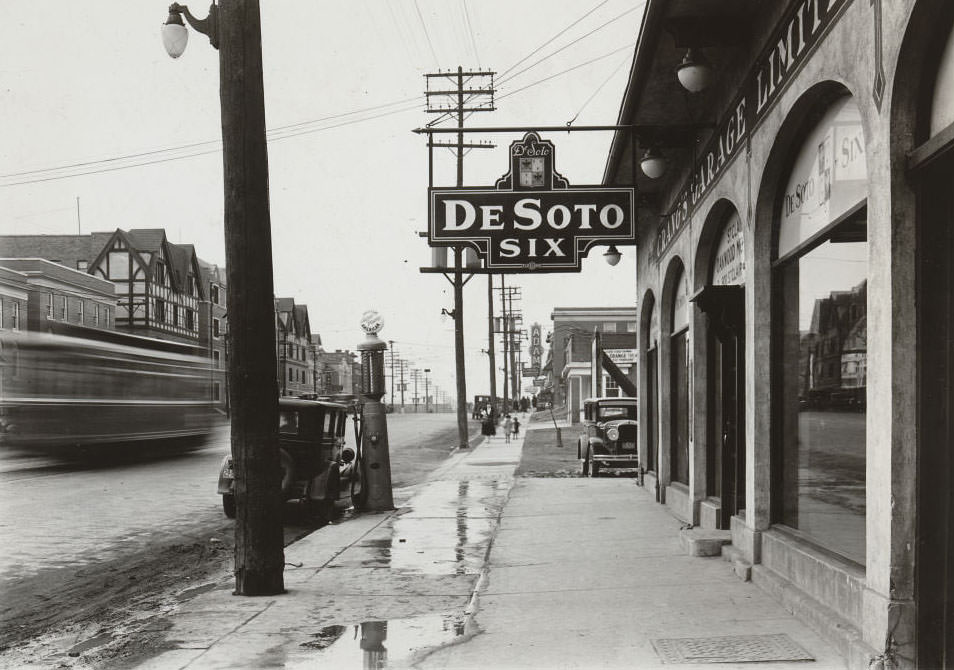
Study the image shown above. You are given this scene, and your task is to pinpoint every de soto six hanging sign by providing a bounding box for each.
[428,132,635,273]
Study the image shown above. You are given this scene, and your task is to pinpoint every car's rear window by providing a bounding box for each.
[599,405,636,420]
[279,410,300,435]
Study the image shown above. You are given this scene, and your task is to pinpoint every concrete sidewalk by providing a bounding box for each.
[118,415,845,669]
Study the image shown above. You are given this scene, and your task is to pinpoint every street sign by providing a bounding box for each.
[522,364,540,377]
[428,132,635,273]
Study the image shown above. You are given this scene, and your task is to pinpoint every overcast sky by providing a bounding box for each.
[1,1,643,401]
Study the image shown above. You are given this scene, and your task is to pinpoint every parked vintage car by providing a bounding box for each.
[578,396,638,476]
[217,397,363,520]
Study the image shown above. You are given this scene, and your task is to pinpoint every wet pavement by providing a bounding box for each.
[10,414,849,669]
[125,424,525,670]
[0,413,462,588]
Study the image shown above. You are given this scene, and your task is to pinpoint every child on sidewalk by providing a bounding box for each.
[503,415,512,443]
[512,416,520,439]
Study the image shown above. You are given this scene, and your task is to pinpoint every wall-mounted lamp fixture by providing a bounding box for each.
[676,48,713,93]
[440,307,456,322]
[640,146,668,179]
[603,245,622,266]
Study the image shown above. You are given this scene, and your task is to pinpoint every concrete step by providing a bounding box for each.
[721,542,753,581]
[680,528,732,557]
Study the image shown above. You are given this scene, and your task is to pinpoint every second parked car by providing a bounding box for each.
[578,396,638,476]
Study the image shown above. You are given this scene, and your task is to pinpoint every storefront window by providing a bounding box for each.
[775,95,867,563]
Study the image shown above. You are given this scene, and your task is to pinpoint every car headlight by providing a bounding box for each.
[607,427,620,441]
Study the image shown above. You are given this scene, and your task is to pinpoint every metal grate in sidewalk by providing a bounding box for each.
[651,633,814,664]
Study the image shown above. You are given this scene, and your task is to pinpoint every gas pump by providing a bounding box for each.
[353,311,395,512]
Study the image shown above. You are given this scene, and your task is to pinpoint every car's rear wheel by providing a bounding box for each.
[222,493,236,518]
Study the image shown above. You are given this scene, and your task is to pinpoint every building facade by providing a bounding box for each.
[549,307,637,422]
[199,260,228,410]
[1,230,208,346]
[0,259,116,335]
[275,298,312,397]
[603,1,953,666]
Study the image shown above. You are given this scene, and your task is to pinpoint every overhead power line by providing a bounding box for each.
[3,3,644,187]
[0,102,423,187]
[498,43,636,102]
[0,96,420,181]
[497,0,610,80]
[498,3,643,87]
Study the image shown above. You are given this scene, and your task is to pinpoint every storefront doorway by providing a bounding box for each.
[916,144,954,670]
[694,285,745,528]
[694,209,746,529]
[914,16,954,658]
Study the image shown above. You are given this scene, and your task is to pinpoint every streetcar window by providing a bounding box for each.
[279,411,299,435]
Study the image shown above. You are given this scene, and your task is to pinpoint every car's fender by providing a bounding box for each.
[587,436,605,455]
[216,454,234,495]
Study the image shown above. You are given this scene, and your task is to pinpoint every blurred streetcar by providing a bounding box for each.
[0,327,219,455]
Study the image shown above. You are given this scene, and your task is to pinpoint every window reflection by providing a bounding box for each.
[778,234,867,564]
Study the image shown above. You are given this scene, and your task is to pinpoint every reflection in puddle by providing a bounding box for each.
[332,479,508,575]
[294,614,466,668]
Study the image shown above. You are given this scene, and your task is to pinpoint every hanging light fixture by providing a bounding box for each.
[603,245,622,266]
[161,7,189,58]
[676,48,713,93]
[640,146,668,179]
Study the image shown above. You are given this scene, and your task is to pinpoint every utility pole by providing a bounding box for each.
[499,276,509,413]
[163,0,285,595]
[399,359,407,411]
[424,368,431,412]
[487,277,497,417]
[386,341,396,410]
[411,368,421,413]
[425,66,495,448]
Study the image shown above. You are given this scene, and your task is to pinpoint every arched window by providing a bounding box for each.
[774,94,867,564]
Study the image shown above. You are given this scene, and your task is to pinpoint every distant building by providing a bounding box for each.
[549,307,637,422]
[0,230,208,346]
[316,349,359,396]
[0,258,116,334]
[275,298,312,397]
[198,260,228,410]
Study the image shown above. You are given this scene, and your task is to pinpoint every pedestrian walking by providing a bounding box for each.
[512,416,520,438]
[503,415,512,443]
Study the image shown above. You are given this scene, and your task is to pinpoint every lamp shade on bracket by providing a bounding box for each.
[640,147,668,179]
[162,12,189,58]
[676,48,713,93]
[603,245,622,266]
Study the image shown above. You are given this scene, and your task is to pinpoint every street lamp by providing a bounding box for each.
[440,307,456,323]
[603,245,622,266]
[676,48,714,93]
[161,3,218,57]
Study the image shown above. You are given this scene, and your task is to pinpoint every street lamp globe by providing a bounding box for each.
[603,245,622,266]
[162,9,189,58]
[676,48,713,93]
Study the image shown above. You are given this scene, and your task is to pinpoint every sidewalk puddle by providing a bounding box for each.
[292,614,466,668]
[330,479,505,575]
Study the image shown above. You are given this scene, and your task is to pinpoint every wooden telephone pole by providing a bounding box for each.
[424,66,495,448]
[217,0,284,595]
